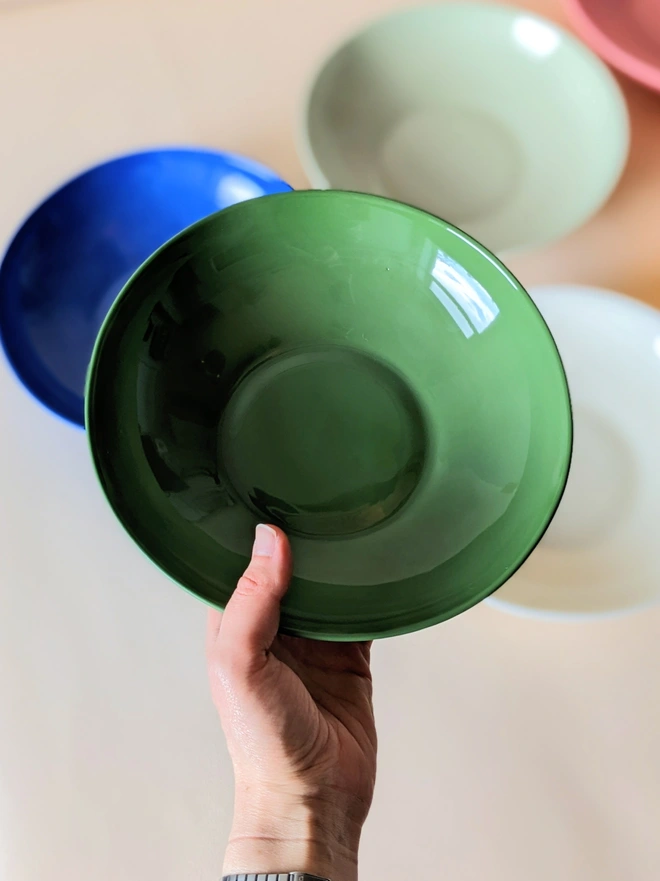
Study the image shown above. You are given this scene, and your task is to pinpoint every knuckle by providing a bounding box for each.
[233,568,268,599]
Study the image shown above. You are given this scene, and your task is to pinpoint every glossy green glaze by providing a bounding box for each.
[86,191,572,640]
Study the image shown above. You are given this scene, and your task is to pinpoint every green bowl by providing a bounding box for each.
[86,190,572,640]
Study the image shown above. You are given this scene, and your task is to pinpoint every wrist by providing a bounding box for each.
[224,783,362,881]
[223,836,357,881]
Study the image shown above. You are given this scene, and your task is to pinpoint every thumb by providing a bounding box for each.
[217,524,292,675]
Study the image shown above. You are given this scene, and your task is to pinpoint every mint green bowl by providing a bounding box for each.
[298,2,629,253]
[86,190,572,640]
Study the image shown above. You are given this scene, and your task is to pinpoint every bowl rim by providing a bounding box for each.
[563,0,660,93]
[85,188,574,640]
[0,144,292,427]
[296,0,630,255]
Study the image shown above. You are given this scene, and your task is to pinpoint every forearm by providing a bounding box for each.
[224,783,362,881]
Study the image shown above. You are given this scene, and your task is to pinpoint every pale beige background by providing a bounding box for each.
[1,1,659,880]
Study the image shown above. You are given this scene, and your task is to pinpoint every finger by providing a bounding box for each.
[359,641,373,662]
[205,607,223,655]
[218,524,292,675]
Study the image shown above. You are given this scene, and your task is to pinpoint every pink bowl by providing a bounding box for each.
[564,0,660,93]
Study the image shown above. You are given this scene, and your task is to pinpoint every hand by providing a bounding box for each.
[206,525,377,881]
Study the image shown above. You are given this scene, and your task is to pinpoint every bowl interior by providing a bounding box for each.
[302,3,628,252]
[490,285,660,618]
[570,0,660,87]
[87,191,572,639]
[0,149,291,425]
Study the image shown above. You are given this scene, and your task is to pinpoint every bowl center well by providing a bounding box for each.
[219,346,427,538]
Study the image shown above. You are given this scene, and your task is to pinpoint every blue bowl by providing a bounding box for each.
[0,148,292,426]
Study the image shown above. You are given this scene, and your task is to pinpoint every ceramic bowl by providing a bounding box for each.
[564,0,660,93]
[489,285,660,619]
[298,2,629,254]
[0,148,291,426]
[86,190,572,640]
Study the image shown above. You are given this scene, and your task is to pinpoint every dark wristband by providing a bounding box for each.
[223,874,330,881]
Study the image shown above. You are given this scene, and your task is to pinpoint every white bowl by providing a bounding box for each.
[489,285,660,619]
[299,3,629,253]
